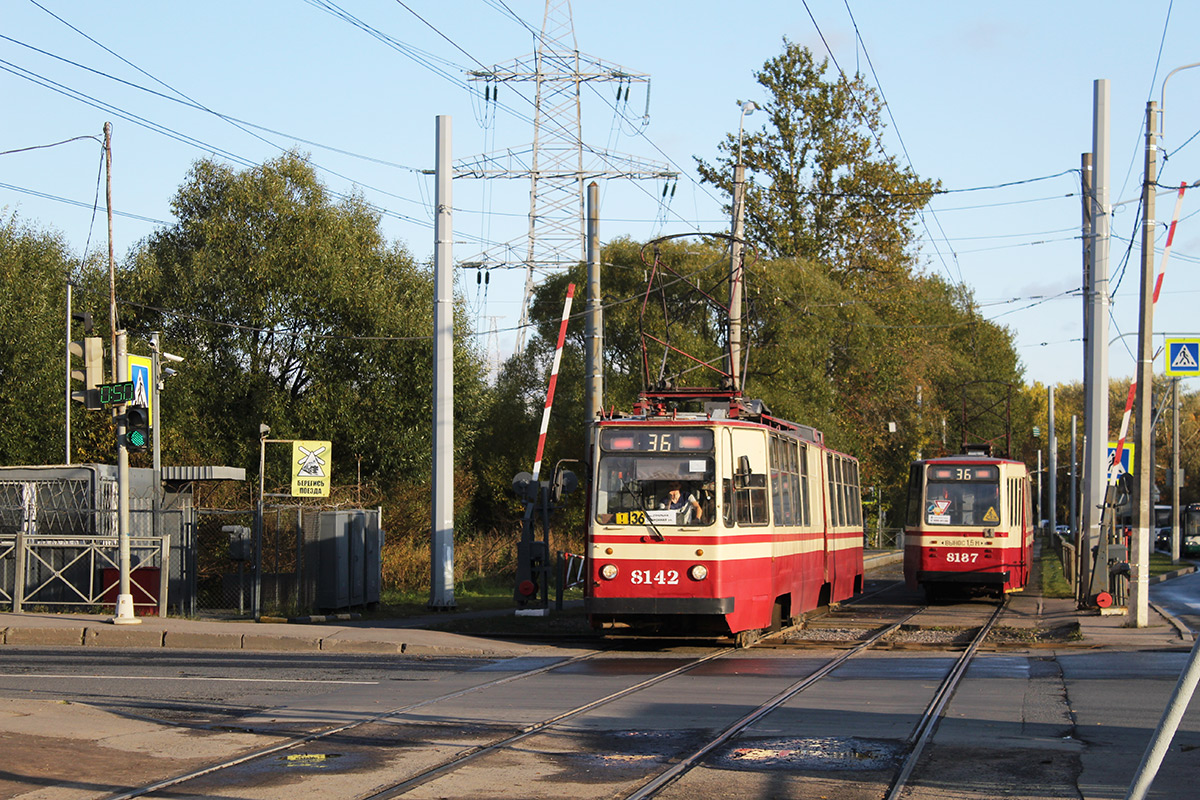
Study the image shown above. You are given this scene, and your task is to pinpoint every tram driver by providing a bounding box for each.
[660,480,703,523]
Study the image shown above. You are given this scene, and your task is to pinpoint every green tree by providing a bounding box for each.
[118,152,488,492]
[0,214,111,465]
[695,38,940,286]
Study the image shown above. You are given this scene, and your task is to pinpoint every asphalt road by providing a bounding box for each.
[1151,568,1200,632]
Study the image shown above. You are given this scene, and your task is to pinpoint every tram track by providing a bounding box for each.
[102,597,1004,800]
[627,599,1008,799]
[102,648,609,800]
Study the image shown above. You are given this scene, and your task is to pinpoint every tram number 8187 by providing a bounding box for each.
[945,552,980,564]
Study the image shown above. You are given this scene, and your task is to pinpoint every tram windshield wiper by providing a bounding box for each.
[625,479,666,541]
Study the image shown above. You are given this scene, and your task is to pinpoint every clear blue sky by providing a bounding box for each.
[4,1,1200,389]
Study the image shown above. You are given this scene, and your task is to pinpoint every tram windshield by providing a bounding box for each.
[594,428,715,527]
[923,464,1001,527]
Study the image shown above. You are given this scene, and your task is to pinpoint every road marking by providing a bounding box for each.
[0,673,378,685]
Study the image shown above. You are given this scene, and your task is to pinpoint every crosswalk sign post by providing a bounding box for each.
[1165,338,1200,377]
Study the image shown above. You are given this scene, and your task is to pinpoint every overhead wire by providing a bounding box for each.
[838,0,962,287]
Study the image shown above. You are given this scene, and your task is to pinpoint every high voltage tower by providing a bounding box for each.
[455,0,677,353]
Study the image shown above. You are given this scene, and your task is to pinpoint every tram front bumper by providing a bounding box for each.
[586,596,735,615]
[917,570,1010,585]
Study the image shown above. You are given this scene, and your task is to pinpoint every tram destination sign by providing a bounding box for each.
[600,428,713,452]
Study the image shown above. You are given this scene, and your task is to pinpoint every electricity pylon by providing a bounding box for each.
[456,0,676,353]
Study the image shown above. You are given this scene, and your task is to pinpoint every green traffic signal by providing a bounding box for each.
[125,406,150,452]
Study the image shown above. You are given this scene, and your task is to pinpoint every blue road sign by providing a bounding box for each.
[1107,441,1134,480]
[1165,338,1200,377]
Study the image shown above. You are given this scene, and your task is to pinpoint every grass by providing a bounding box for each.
[1040,544,1074,599]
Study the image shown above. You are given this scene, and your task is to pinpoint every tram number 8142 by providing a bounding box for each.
[629,569,680,585]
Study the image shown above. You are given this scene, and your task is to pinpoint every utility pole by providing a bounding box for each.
[430,115,456,610]
[1071,415,1079,543]
[1049,387,1057,535]
[1130,101,1158,628]
[112,331,139,624]
[105,123,117,374]
[729,100,755,391]
[1081,82,1111,607]
[1172,377,1181,562]
[65,281,73,464]
[584,181,602,447]
[729,161,746,390]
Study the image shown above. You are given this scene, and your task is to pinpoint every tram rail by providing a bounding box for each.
[102,595,1004,800]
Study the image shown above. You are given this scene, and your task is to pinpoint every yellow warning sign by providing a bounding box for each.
[291,440,331,497]
[983,506,1000,524]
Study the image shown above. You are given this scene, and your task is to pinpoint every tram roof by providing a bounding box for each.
[601,388,824,446]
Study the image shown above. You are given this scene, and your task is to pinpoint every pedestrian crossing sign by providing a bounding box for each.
[1165,338,1200,376]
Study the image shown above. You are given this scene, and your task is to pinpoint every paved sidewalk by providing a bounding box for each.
[0,610,545,657]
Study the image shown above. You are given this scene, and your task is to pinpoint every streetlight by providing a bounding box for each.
[736,100,757,166]
[729,100,757,391]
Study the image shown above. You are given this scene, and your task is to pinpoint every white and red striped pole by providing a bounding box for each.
[531,283,575,483]
[1108,182,1187,485]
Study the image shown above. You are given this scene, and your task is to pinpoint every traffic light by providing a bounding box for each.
[124,404,150,452]
[69,312,103,410]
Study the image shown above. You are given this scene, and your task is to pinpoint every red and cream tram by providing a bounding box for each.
[586,392,865,643]
[903,450,1033,600]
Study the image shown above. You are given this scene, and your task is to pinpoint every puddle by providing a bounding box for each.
[715,736,901,771]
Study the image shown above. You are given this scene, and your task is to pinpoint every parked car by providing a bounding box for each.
[1155,527,1172,552]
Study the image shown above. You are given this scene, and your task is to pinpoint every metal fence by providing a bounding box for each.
[194,505,381,619]
[0,476,183,616]
[2,532,170,616]
[867,527,904,550]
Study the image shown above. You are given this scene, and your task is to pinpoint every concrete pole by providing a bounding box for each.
[1049,386,1058,535]
[430,115,456,610]
[729,162,746,391]
[1172,378,1181,562]
[104,122,117,381]
[584,181,602,438]
[112,330,139,624]
[1129,101,1157,628]
[1082,81,1111,606]
[151,333,161,543]
[1071,415,1078,542]
[1037,449,1043,529]
[65,282,72,465]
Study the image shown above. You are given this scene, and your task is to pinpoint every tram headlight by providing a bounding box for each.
[689,564,708,581]
[599,563,619,581]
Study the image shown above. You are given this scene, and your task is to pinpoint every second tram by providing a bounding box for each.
[903,449,1033,599]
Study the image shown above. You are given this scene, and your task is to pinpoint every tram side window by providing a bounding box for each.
[797,443,811,526]
[828,454,848,527]
[847,459,862,527]
[905,464,922,527]
[729,454,769,526]
[770,436,802,526]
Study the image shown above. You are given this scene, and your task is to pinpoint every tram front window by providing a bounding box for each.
[595,455,715,527]
[924,480,1001,527]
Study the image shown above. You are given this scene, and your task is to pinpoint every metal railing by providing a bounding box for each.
[2,532,170,617]
[555,550,587,610]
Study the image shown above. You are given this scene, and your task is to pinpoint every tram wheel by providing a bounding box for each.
[734,629,760,648]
